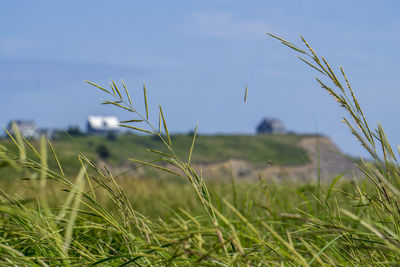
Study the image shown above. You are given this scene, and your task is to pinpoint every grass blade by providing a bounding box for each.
[121,80,133,106]
[129,158,184,177]
[308,234,343,265]
[86,81,111,94]
[11,122,26,161]
[48,140,64,176]
[143,83,149,120]
[188,124,198,165]
[111,80,122,98]
[326,172,345,200]
[159,105,172,146]
[119,124,154,135]
[63,168,85,255]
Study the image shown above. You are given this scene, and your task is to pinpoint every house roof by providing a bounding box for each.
[87,116,119,131]
[6,120,39,138]
[9,120,37,127]
[8,120,38,131]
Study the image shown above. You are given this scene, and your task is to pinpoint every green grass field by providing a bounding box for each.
[0,133,309,179]
[0,35,399,266]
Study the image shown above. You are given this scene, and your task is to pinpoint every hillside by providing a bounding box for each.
[0,133,358,181]
[203,136,360,182]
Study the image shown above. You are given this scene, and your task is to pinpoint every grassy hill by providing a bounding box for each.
[0,133,309,178]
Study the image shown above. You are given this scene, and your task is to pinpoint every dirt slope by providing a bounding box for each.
[196,136,360,182]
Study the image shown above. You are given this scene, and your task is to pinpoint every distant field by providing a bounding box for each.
[0,133,309,178]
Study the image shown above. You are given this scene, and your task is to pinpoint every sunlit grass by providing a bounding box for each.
[0,34,399,265]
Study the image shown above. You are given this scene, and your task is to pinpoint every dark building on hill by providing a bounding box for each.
[6,120,40,139]
[256,118,285,134]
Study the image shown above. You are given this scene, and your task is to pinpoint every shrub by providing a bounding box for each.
[66,125,84,136]
[96,143,111,159]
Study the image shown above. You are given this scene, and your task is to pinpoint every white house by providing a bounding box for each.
[6,120,40,139]
[87,116,119,134]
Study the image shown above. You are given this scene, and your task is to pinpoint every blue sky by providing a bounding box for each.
[1,0,399,157]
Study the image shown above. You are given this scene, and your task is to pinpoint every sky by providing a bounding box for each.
[1,0,399,157]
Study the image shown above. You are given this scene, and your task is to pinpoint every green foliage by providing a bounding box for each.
[96,143,111,160]
[0,34,399,266]
[66,125,84,136]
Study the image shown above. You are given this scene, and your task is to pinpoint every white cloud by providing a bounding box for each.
[189,12,272,39]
